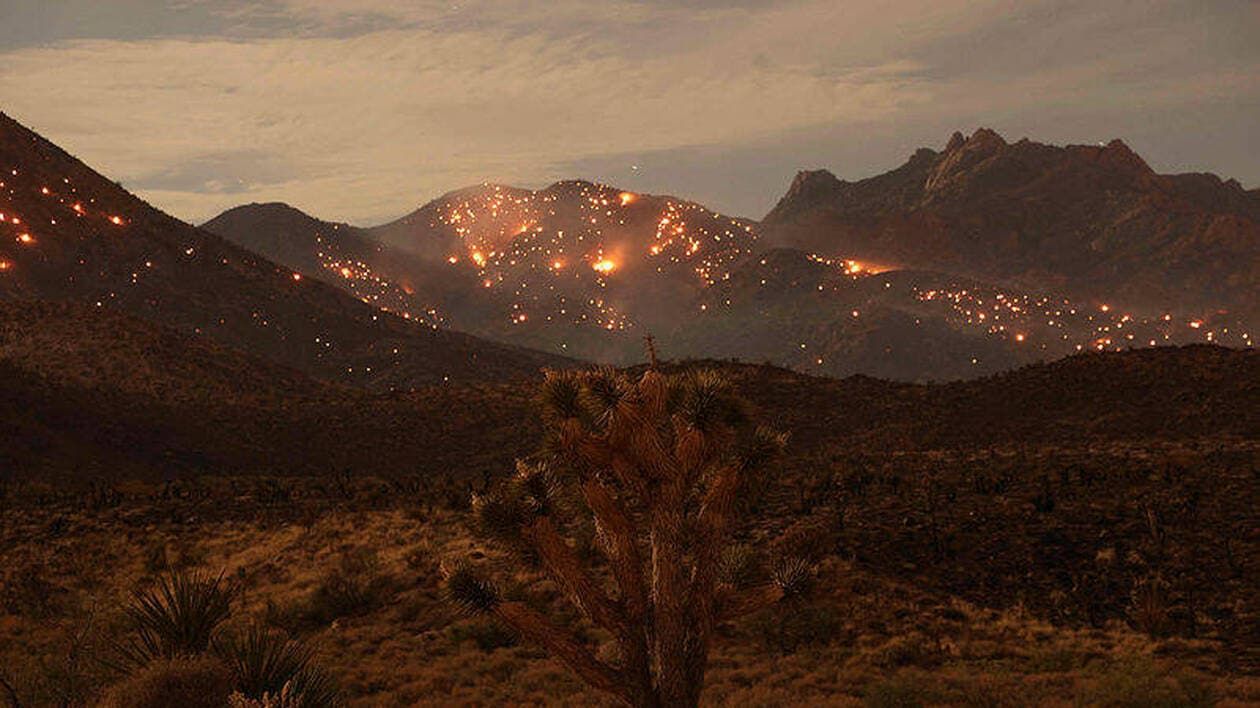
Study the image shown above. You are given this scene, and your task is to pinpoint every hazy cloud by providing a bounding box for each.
[0,0,1255,224]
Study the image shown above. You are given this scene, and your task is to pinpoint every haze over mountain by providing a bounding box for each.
[0,112,567,390]
[206,131,1255,381]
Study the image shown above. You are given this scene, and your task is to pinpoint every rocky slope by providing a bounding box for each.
[762,128,1260,322]
[0,112,567,389]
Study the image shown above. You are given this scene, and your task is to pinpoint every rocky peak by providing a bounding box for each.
[923,128,1009,194]
[763,169,844,222]
[1098,138,1153,175]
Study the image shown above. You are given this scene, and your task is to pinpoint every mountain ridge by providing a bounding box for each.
[0,111,570,389]
[761,128,1260,320]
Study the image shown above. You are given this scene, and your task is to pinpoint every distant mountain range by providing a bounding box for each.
[762,128,1260,321]
[0,112,568,390]
[1,109,1253,387]
[203,131,1255,381]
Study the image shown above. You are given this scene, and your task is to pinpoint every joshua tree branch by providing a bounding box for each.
[582,479,649,623]
[582,477,654,695]
[494,602,633,703]
[527,517,627,636]
[684,464,741,689]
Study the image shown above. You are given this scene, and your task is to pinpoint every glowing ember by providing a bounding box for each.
[448,256,459,264]
[291,273,302,281]
[0,260,11,271]
[340,266,354,279]
[110,215,124,225]
[16,233,34,245]
[592,259,617,274]
[471,251,486,267]
[619,192,637,206]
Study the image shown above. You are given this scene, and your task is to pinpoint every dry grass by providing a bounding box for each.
[2,490,1257,706]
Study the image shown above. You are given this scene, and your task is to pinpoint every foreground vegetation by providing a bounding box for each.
[2,438,1257,705]
[2,351,1257,704]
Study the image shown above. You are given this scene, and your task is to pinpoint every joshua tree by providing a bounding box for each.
[444,365,805,707]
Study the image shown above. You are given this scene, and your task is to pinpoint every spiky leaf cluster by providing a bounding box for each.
[113,570,235,669]
[213,624,343,708]
[717,545,762,590]
[539,369,584,422]
[443,564,500,616]
[473,460,565,544]
[771,557,813,600]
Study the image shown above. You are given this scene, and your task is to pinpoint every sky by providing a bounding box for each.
[0,0,1256,225]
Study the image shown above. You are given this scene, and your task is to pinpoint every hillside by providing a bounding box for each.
[0,112,568,389]
[209,154,1254,383]
[3,344,1258,704]
[3,298,1254,482]
[762,128,1260,322]
[0,301,537,482]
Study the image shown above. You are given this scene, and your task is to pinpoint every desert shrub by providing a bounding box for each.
[0,562,63,617]
[142,538,209,575]
[1127,575,1172,637]
[213,624,342,708]
[749,602,842,654]
[955,673,1024,708]
[303,549,390,625]
[448,618,519,652]
[97,656,231,708]
[869,633,940,669]
[112,570,235,669]
[863,673,932,708]
[1082,657,1214,707]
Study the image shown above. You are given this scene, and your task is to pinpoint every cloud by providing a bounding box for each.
[0,0,1255,223]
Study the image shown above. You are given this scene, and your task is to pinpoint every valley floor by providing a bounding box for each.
[3,462,1257,707]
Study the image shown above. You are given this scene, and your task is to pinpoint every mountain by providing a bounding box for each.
[201,202,491,328]
[210,175,1251,382]
[761,128,1260,322]
[0,112,568,388]
[207,181,765,362]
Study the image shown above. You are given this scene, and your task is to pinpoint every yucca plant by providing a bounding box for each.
[213,624,342,708]
[445,366,804,707]
[112,570,235,670]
